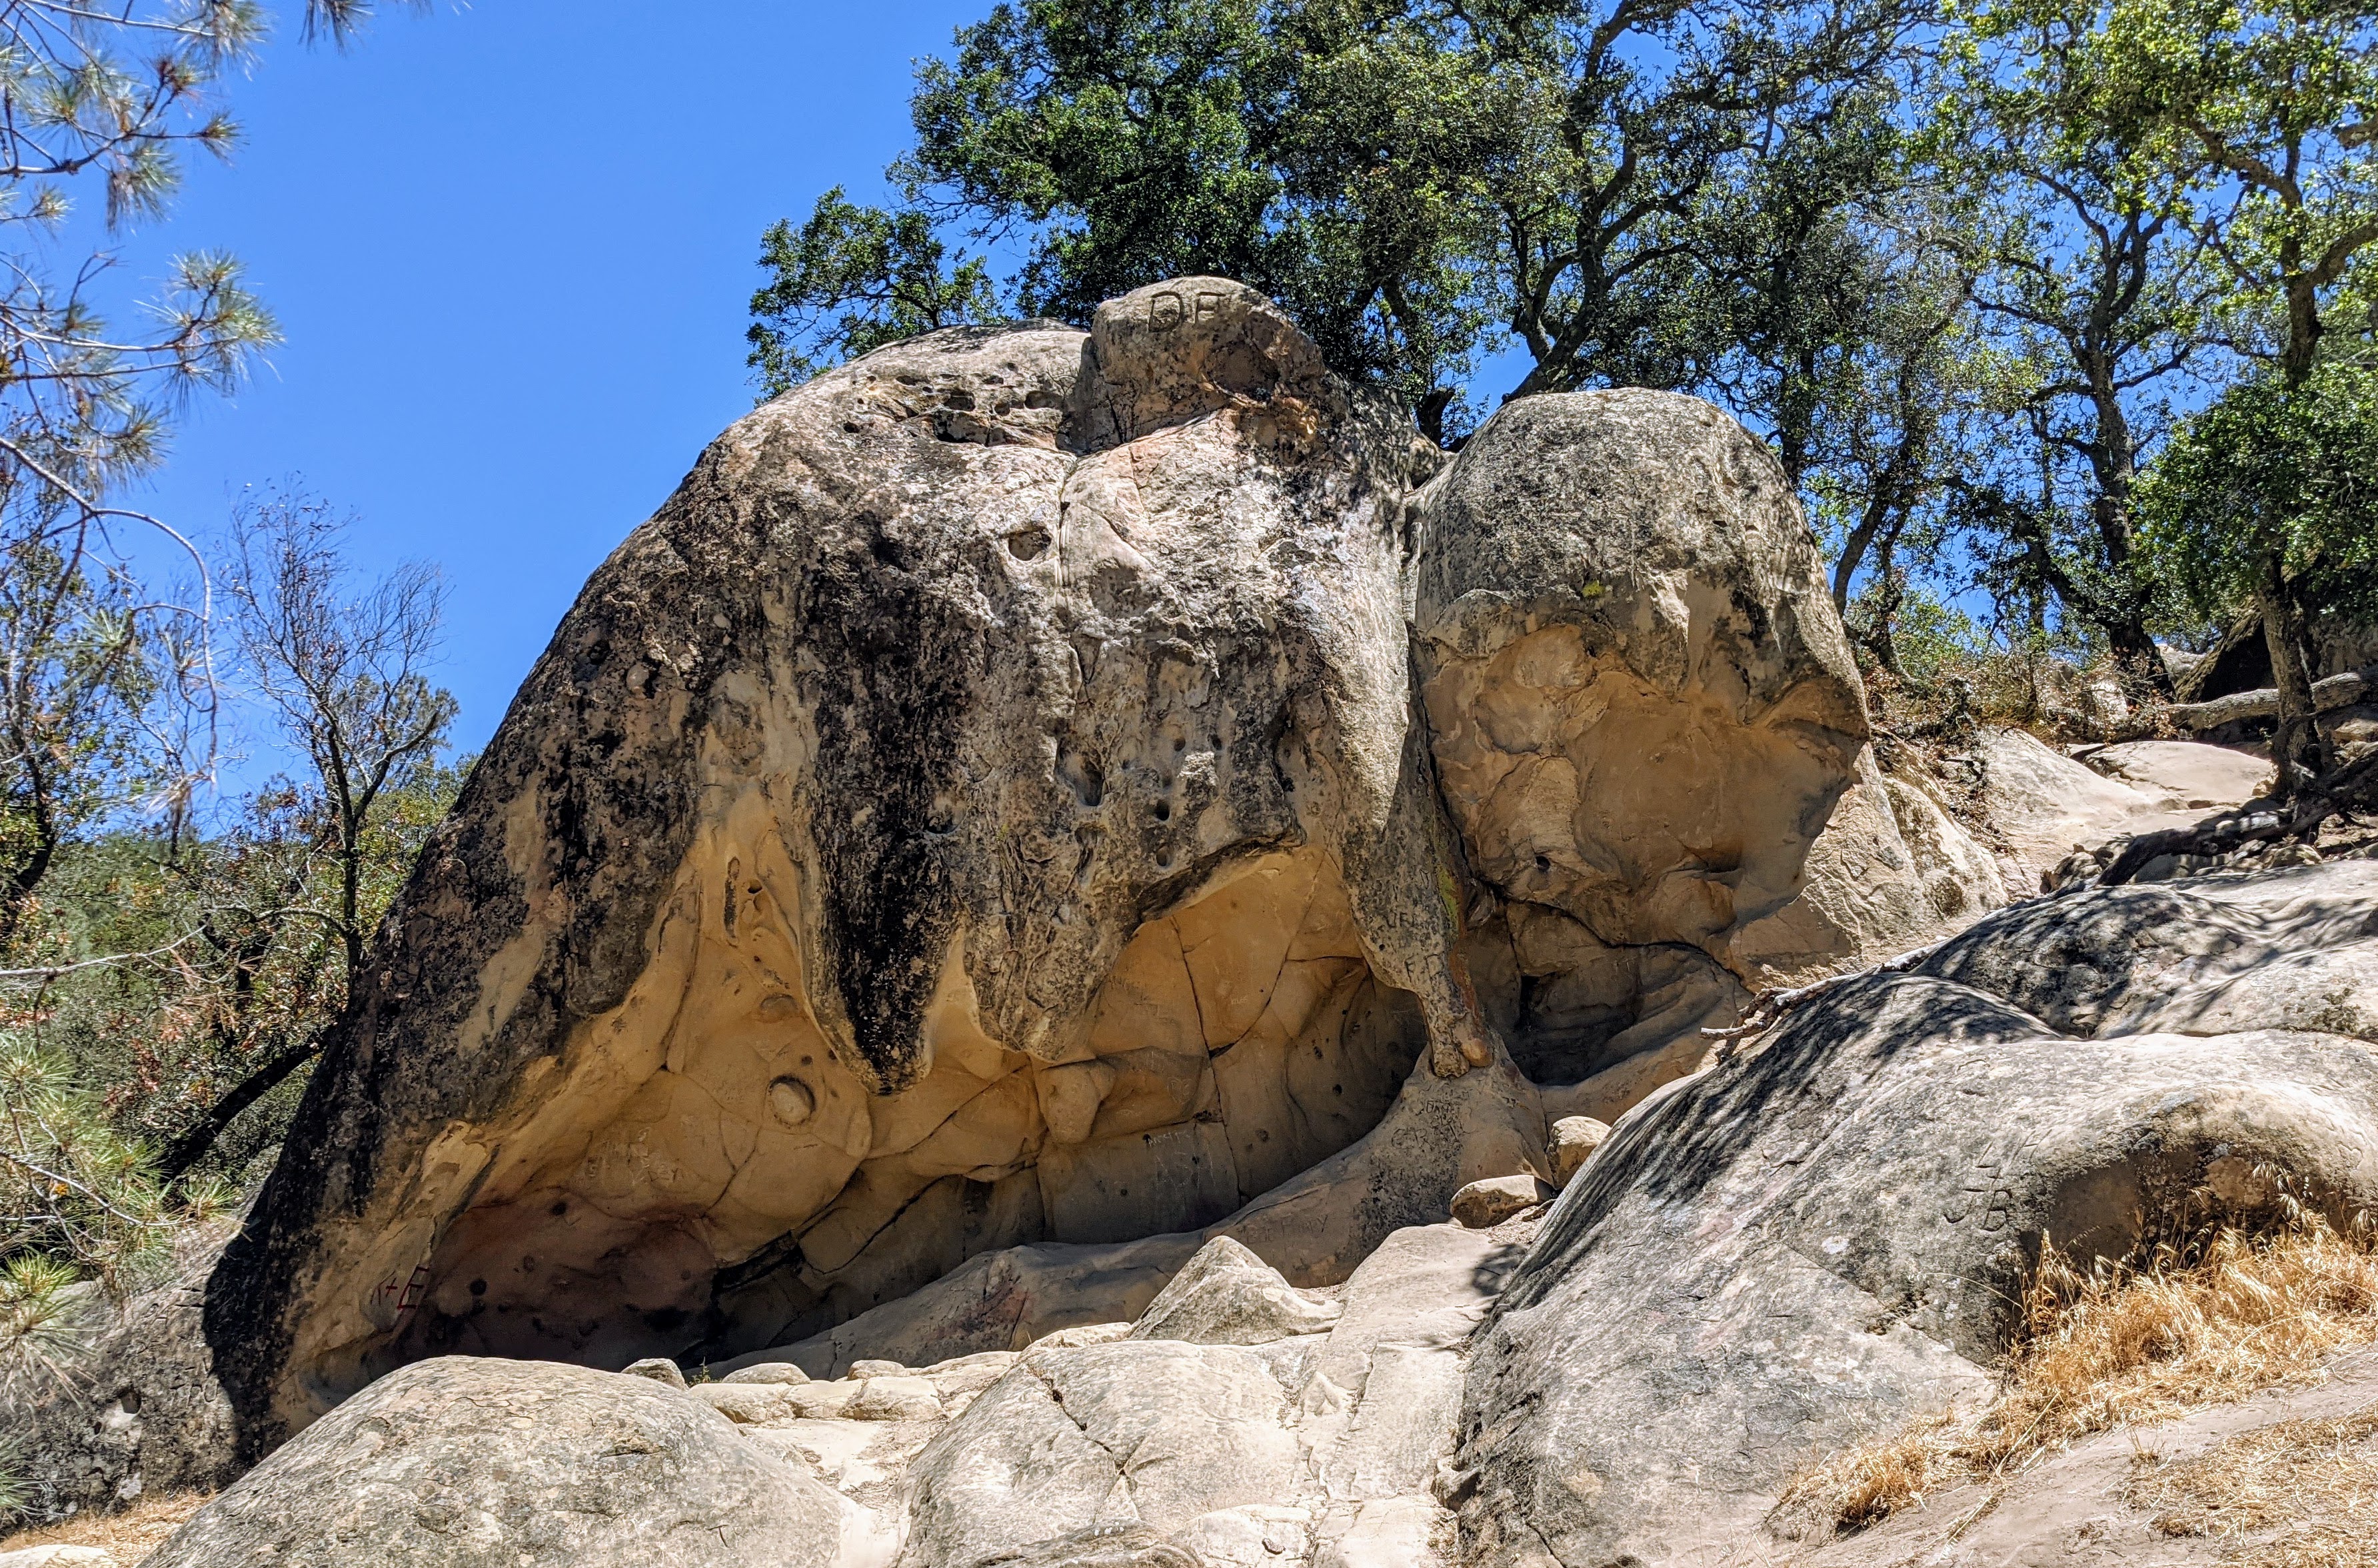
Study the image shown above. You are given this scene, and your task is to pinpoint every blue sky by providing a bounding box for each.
[113,1,988,768]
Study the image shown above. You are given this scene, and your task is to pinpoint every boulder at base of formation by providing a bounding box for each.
[141,1357,852,1568]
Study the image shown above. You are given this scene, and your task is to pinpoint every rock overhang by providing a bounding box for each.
[203,277,1877,1458]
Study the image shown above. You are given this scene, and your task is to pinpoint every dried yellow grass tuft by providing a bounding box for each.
[1773,1221,2378,1539]
[0,1488,211,1563]
[2129,1407,2378,1568]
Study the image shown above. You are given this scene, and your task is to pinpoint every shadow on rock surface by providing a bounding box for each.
[1458,866,2378,1568]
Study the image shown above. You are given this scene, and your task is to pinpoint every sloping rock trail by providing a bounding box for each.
[1458,858,2378,1568]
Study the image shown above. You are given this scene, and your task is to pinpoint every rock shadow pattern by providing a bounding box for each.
[1456,859,2378,1568]
[205,279,1871,1455]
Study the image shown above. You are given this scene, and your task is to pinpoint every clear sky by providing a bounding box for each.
[115,1,990,767]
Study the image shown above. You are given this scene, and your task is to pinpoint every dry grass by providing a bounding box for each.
[0,1489,211,1563]
[1773,1223,2378,1539]
[2129,1407,2378,1568]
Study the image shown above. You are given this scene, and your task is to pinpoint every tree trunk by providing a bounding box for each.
[1415,388,1454,448]
[2257,554,2324,800]
[0,766,59,950]
[2282,273,2323,388]
[156,1037,323,1183]
[2103,615,2175,705]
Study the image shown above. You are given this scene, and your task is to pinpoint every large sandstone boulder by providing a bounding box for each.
[206,279,1504,1448]
[143,1357,848,1567]
[1416,390,1868,1085]
[198,279,1877,1467]
[1454,857,2378,1567]
[1413,389,1865,956]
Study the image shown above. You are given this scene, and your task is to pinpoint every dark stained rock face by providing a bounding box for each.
[201,278,1877,1462]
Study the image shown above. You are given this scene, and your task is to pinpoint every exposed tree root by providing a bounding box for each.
[2099,750,2378,888]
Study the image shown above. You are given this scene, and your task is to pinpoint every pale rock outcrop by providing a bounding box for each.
[1546,1116,1608,1185]
[1971,728,2265,889]
[1030,1322,1135,1349]
[900,1339,1306,1565]
[114,263,2378,1564]
[674,1216,1530,1566]
[1450,1175,1550,1228]
[1455,858,2378,1567]
[1128,1235,1342,1345]
[143,1357,849,1568]
[1922,859,2378,1042]
[1880,775,2009,931]
[1412,389,1866,958]
[1731,748,2007,986]
[892,1218,1519,1567]
[205,280,1516,1450]
[722,1359,811,1385]
[622,1356,686,1387]
[2086,738,2271,807]
[1413,389,1874,1099]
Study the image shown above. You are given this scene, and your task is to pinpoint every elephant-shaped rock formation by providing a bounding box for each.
[203,279,1872,1456]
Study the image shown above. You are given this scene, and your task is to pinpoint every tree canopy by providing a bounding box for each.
[750,0,2378,734]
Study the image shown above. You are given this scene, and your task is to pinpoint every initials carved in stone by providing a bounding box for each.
[1149,289,1228,331]
[1941,1151,2020,1233]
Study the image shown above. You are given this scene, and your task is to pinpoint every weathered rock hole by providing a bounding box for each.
[1060,750,1105,808]
[768,1078,815,1128]
[1005,526,1052,561]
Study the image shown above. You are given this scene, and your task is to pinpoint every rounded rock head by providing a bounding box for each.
[1414,389,1867,954]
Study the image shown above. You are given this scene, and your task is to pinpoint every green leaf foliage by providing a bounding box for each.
[2138,363,2378,630]
[754,0,1929,438]
[748,187,1004,396]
